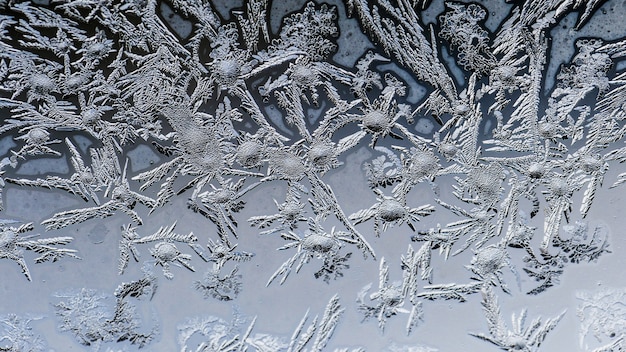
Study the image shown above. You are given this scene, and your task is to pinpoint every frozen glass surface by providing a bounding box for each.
[0,0,625,351]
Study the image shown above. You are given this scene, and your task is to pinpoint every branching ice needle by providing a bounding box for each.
[470,287,566,352]
[0,220,79,281]
[42,160,155,230]
[7,138,103,204]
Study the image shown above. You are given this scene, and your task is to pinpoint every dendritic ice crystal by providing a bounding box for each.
[0,0,625,350]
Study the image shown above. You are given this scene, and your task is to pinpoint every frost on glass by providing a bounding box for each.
[577,287,626,351]
[178,294,343,351]
[0,220,79,281]
[53,267,159,350]
[0,0,625,350]
[0,314,46,352]
[469,287,566,352]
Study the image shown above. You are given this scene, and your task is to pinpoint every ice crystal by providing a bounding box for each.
[177,314,252,352]
[357,258,416,333]
[42,161,155,230]
[267,217,356,286]
[118,222,205,279]
[467,241,521,295]
[522,221,610,295]
[416,281,482,302]
[12,127,61,157]
[193,266,242,302]
[0,220,79,281]
[470,288,566,352]
[178,294,343,352]
[193,237,254,301]
[363,146,404,188]
[346,0,457,104]
[349,187,435,237]
[205,238,254,270]
[7,138,104,204]
[438,2,495,74]
[188,177,261,245]
[248,184,308,235]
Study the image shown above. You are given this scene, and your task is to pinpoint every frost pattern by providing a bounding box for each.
[53,268,159,351]
[178,294,345,352]
[469,287,566,352]
[0,0,624,350]
[577,287,626,351]
[0,314,46,352]
[0,219,79,281]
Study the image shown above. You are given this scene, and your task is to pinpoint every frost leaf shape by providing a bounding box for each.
[178,294,343,352]
[347,0,457,103]
[469,287,566,352]
[417,282,482,302]
[205,238,254,270]
[118,222,204,279]
[0,220,79,281]
[54,268,158,350]
[438,2,495,74]
[191,177,263,246]
[523,221,610,295]
[267,2,339,62]
[288,293,344,352]
[363,146,404,188]
[349,187,435,237]
[192,236,254,301]
[357,258,410,333]
[521,250,566,296]
[1,0,626,348]
[193,266,242,302]
[248,184,308,236]
[267,217,355,286]
[177,314,252,352]
[552,221,610,264]
[6,137,103,204]
[12,127,62,158]
[42,160,155,230]
[467,241,521,295]
[234,0,269,52]
[410,224,460,265]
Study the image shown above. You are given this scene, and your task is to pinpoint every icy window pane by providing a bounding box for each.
[0,0,625,350]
